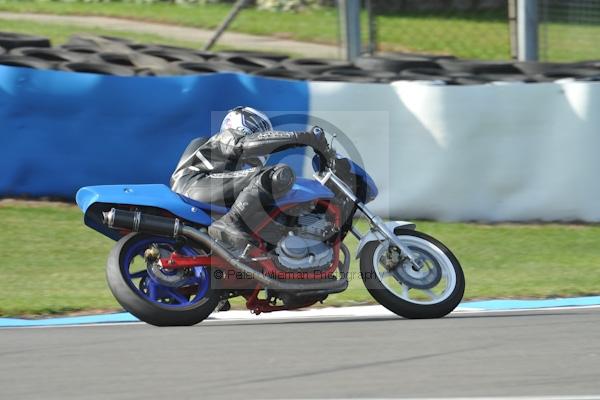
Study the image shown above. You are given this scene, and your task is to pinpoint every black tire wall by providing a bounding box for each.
[1,32,599,84]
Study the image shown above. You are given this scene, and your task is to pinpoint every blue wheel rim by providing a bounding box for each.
[122,237,210,309]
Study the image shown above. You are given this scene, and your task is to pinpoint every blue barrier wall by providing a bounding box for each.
[0,66,309,198]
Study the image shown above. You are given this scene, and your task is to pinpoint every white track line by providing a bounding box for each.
[303,397,600,400]
[3,305,600,330]
[206,304,600,321]
[367,397,600,400]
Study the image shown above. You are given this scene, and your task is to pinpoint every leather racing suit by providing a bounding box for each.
[170,128,328,247]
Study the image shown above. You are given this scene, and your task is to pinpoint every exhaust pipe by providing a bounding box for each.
[181,227,348,293]
[103,208,348,293]
[103,208,182,238]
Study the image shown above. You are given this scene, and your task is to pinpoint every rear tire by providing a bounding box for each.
[106,233,220,326]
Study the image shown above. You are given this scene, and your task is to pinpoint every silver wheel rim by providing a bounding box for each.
[372,235,457,305]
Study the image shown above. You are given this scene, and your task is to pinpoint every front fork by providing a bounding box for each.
[315,170,422,270]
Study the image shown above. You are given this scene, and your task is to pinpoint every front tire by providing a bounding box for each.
[360,230,465,319]
[106,233,220,326]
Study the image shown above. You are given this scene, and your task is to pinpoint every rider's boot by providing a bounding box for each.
[208,184,263,249]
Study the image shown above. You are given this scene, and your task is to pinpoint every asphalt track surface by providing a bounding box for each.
[1,307,599,400]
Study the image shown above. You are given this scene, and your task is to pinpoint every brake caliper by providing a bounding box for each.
[383,246,402,270]
[143,244,160,263]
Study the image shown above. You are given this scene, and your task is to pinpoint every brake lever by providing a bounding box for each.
[329,132,337,148]
[326,133,337,170]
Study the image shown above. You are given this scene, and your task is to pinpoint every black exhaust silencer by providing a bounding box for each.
[102,208,183,237]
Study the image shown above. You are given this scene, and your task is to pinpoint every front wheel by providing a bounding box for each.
[360,230,465,319]
[106,233,220,326]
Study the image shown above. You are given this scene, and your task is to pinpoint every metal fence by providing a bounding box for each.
[367,0,600,62]
[539,0,600,62]
[368,0,511,60]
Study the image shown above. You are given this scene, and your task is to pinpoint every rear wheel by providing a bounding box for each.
[360,230,465,319]
[106,233,219,326]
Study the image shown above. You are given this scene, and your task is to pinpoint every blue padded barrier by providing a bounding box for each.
[0,66,310,198]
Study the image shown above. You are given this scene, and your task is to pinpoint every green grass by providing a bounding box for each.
[0,17,207,49]
[0,203,115,316]
[2,202,599,317]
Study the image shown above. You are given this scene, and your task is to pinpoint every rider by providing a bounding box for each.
[170,106,330,250]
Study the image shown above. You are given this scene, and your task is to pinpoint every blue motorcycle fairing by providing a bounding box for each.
[347,159,379,203]
[76,178,334,240]
[277,177,334,205]
[76,184,215,225]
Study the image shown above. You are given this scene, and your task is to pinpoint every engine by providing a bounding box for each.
[274,212,335,272]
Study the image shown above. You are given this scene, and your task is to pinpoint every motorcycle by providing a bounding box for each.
[76,136,465,326]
